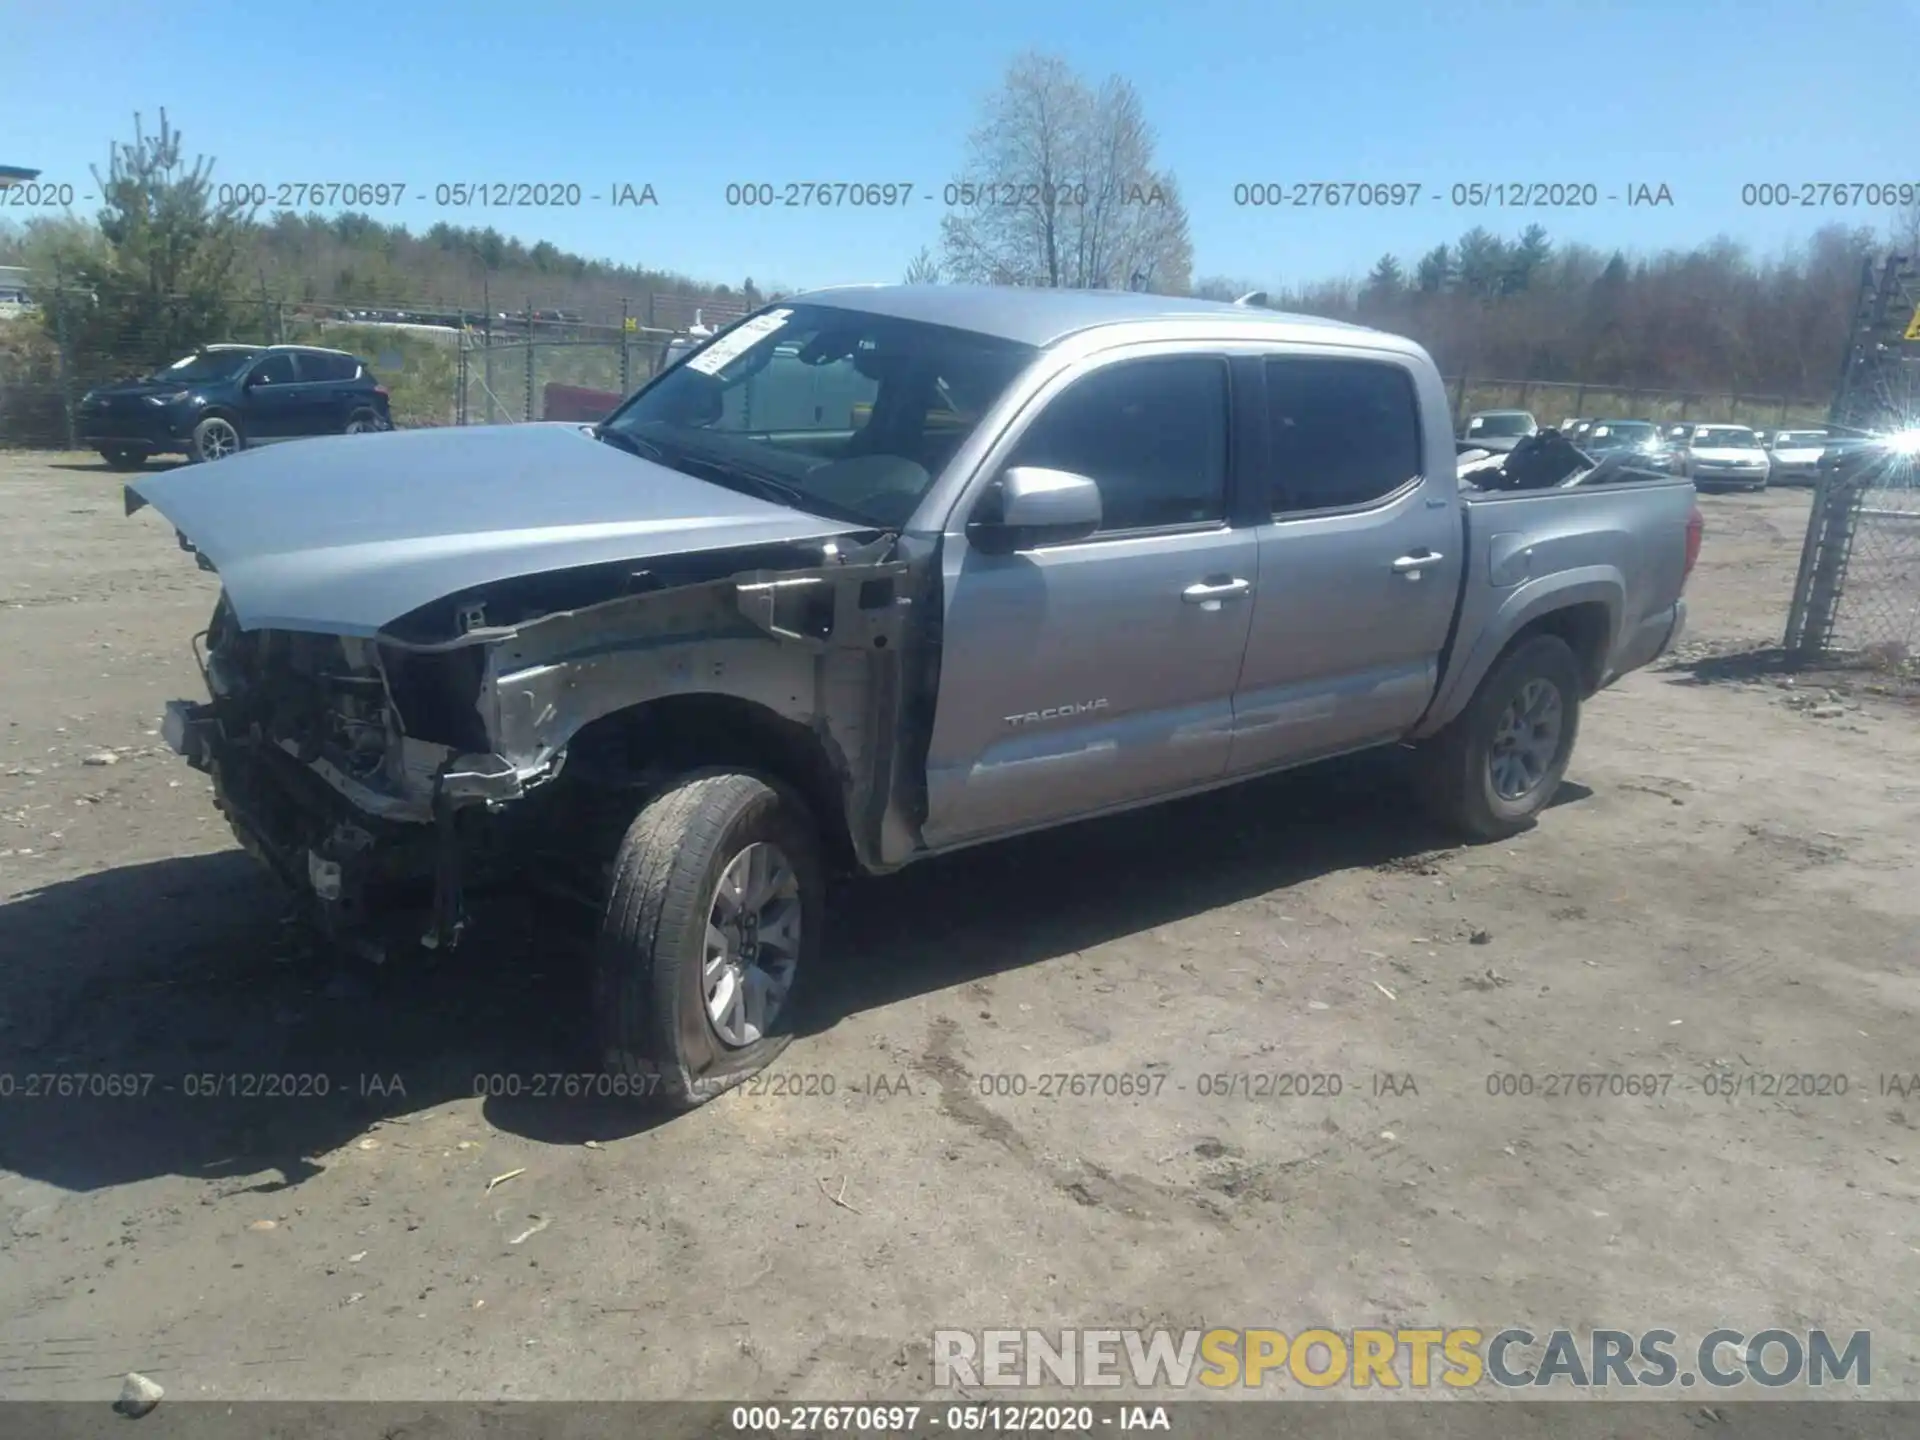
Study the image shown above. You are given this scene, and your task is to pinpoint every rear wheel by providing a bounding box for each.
[1416,634,1582,842]
[343,409,385,435]
[593,771,822,1110]
[99,447,145,471]
[190,415,242,462]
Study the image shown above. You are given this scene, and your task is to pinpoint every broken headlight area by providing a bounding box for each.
[169,597,564,956]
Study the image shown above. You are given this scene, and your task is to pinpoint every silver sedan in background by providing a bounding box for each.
[1461,409,1539,452]
[1675,424,1772,491]
[1766,428,1829,485]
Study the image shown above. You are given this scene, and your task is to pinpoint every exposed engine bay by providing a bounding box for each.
[164,531,916,960]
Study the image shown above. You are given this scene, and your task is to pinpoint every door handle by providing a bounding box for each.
[1392,551,1443,575]
[1182,578,1252,604]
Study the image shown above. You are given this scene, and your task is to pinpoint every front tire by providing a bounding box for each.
[594,771,822,1110]
[190,415,243,463]
[1416,634,1583,842]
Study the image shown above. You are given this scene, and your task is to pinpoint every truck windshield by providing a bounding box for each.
[599,304,1038,528]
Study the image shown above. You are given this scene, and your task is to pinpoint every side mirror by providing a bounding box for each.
[967,466,1102,554]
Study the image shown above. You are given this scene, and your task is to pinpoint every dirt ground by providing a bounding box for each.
[0,451,1916,1408]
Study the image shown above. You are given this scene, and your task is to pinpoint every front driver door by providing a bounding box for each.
[238,351,301,441]
[922,350,1257,849]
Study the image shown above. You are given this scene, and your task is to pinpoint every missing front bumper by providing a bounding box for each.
[162,698,525,955]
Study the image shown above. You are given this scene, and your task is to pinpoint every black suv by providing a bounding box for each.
[78,344,391,468]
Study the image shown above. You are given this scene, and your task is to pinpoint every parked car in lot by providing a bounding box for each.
[125,286,1701,1107]
[1579,418,1669,465]
[1460,409,1538,453]
[79,344,390,468]
[1765,428,1830,484]
[1672,424,1771,491]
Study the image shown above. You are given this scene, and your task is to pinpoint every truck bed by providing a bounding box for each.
[1414,474,1697,739]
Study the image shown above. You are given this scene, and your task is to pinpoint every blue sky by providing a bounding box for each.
[2,0,1912,295]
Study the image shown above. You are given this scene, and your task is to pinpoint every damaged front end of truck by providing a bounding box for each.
[127,426,920,962]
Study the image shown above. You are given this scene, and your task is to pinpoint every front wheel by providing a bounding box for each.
[190,415,242,462]
[593,771,822,1110]
[1415,634,1582,842]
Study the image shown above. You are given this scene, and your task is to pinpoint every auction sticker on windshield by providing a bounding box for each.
[686,309,793,375]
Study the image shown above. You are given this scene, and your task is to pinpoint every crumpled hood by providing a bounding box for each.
[125,423,855,636]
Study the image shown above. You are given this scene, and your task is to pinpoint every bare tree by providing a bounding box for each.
[902,245,941,284]
[938,54,1192,293]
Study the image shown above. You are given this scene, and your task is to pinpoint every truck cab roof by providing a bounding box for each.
[784,283,1376,351]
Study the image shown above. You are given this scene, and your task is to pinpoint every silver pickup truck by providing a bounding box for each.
[127,286,1702,1106]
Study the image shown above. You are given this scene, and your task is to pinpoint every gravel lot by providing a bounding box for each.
[1,450,1917,1408]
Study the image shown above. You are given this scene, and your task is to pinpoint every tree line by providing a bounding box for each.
[1192,222,1876,400]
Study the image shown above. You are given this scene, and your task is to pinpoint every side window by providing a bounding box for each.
[1263,358,1423,514]
[1005,356,1228,533]
[249,353,297,386]
[298,352,353,382]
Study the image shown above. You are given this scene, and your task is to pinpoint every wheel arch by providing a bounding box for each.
[1414,573,1622,738]
[193,407,248,445]
[566,691,858,875]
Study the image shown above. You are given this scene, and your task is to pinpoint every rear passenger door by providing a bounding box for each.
[1227,352,1461,774]
[921,350,1257,848]
[290,351,355,435]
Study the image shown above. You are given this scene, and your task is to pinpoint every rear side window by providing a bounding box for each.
[1006,356,1229,533]
[297,352,358,382]
[1263,358,1423,514]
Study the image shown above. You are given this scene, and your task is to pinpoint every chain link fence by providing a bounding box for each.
[1784,448,1920,670]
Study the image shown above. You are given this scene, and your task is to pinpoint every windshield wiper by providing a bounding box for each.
[601,429,875,525]
[681,455,875,523]
[594,426,665,463]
